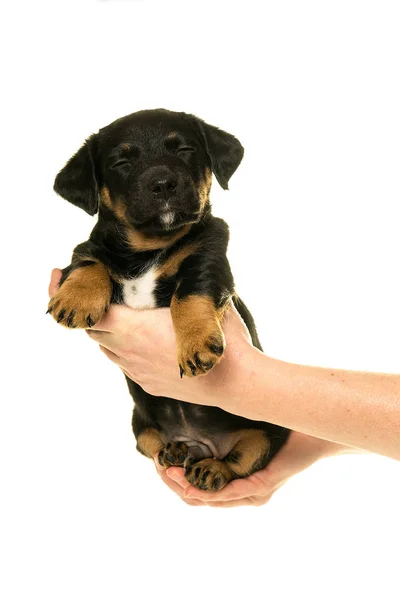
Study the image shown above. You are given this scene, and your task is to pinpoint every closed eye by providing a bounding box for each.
[111,159,131,169]
[177,147,195,156]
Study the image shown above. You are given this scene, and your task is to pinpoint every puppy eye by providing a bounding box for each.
[110,159,131,169]
[110,158,131,169]
[177,147,195,156]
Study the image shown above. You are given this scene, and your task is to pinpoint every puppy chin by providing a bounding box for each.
[160,210,175,229]
[133,211,200,237]
[134,219,184,237]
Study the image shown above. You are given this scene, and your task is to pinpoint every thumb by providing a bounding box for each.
[48,268,63,297]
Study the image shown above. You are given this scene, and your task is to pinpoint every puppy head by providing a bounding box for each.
[54,109,244,238]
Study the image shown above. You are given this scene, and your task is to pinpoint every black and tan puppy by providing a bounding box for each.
[48,109,290,491]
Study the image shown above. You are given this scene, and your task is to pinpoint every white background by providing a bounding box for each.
[1,1,400,599]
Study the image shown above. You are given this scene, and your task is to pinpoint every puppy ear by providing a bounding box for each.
[53,135,98,215]
[199,120,244,190]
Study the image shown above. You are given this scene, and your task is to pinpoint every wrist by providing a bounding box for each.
[183,335,255,411]
[211,340,263,417]
[308,435,360,458]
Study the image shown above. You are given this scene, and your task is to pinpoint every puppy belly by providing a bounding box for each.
[171,437,215,460]
[168,429,244,461]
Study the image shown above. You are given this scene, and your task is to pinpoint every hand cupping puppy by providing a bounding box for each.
[49,268,351,508]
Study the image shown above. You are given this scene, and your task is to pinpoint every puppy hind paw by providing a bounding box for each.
[158,442,189,467]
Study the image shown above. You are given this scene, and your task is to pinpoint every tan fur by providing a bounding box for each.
[47,263,112,328]
[125,224,192,252]
[100,186,192,252]
[155,242,199,279]
[100,186,113,210]
[227,430,271,477]
[170,295,228,377]
[199,167,212,211]
[136,428,164,458]
[99,174,211,252]
[184,430,270,490]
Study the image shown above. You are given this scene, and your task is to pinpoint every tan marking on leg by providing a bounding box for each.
[171,295,229,377]
[136,428,165,458]
[69,251,124,285]
[48,263,112,328]
[184,430,270,491]
[226,430,271,477]
[155,242,199,279]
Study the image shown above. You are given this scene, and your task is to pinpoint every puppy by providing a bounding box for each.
[48,109,290,491]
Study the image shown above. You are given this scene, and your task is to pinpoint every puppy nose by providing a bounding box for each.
[149,176,178,197]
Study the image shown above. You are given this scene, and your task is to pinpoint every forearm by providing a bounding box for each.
[72,281,399,460]
[221,347,400,459]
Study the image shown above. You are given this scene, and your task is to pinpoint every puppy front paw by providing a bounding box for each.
[171,294,228,377]
[47,291,108,328]
[47,264,112,329]
[178,327,225,378]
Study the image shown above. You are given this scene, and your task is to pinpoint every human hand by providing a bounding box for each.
[48,268,254,408]
[154,432,349,507]
[48,269,353,507]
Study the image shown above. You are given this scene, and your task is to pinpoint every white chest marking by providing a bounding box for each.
[122,266,158,310]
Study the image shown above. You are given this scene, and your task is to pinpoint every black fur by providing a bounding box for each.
[52,109,290,484]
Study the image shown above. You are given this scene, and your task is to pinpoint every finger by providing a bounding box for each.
[158,461,273,506]
[89,332,128,359]
[86,329,114,344]
[48,268,63,297]
[159,473,204,506]
[198,495,272,508]
[92,305,172,335]
[156,466,186,495]
[154,462,192,492]
[154,460,204,506]
[184,472,265,502]
[99,345,121,362]
[196,498,253,508]
[90,304,140,333]
[165,467,192,491]
[87,334,133,378]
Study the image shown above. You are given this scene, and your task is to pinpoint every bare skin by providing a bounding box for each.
[49,268,399,506]
[153,434,353,507]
